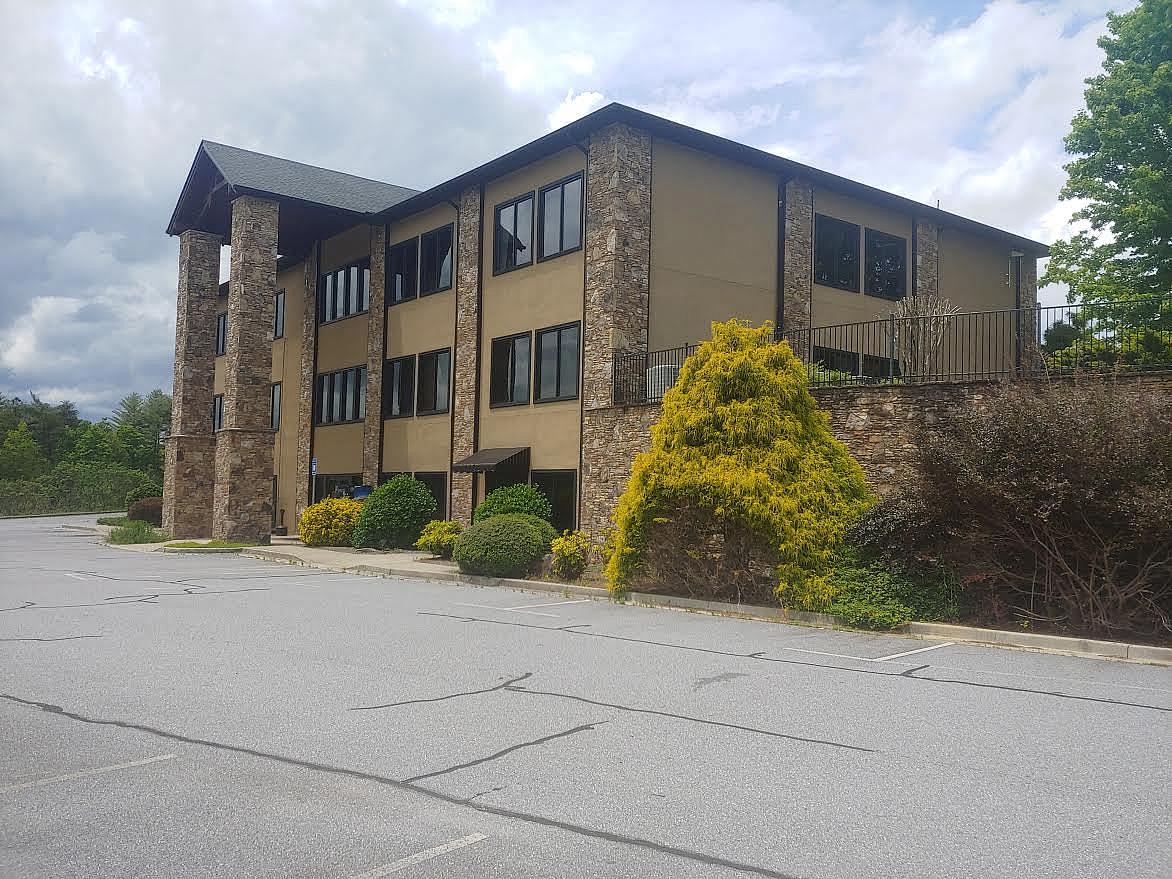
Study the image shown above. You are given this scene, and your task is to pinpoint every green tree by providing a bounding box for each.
[1042,0,1172,303]
[0,422,49,480]
[0,393,83,463]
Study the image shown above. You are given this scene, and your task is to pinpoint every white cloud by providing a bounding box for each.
[548,89,607,129]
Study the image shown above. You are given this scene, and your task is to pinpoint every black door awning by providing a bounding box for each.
[451,447,530,473]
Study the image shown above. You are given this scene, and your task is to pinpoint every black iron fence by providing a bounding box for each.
[613,295,1172,405]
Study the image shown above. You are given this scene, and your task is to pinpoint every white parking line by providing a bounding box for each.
[452,602,560,618]
[505,599,591,610]
[61,572,89,581]
[0,754,177,793]
[350,833,488,877]
[875,642,955,662]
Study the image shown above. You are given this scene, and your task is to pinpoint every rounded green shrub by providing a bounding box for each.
[352,474,438,549]
[452,513,548,578]
[298,497,363,547]
[551,530,592,580]
[125,482,162,509]
[128,496,163,527]
[415,519,463,559]
[473,482,552,524]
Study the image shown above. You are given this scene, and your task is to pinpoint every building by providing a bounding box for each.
[162,103,1048,543]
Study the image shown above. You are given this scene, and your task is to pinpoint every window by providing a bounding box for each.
[215,312,227,356]
[865,229,907,300]
[814,214,860,292]
[419,224,454,295]
[534,322,580,402]
[861,353,901,379]
[532,470,576,533]
[273,290,285,339]
[813,345,859,376]
[383,355,414,418]
[538,174,583,260]
[269,383,281,429]
[387,238,418,305]
[490,332,531,406]
[211,394,224,431]
[415,472,447,519]
[314,473,362,502]
[319,260,370,322]
[315,365,367,424]
[416,348,451,415]
[493,192,534,273]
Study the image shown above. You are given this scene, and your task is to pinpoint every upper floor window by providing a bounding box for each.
[489,332,531,406]
[419,224,454,295]
[273,290,285,339]
[534,322,580,402]
[215,312,228,356]
[416,348,451,415]
[316,365,366,424]
[211,394,224,431]
[387,238,418,305]
[493,192,534,274]
[383,355,414,418]
[270,382,281,430]
[538,174,583,261]
[319,260,370,323]
[864,229,907,300]
[814,214,860,293]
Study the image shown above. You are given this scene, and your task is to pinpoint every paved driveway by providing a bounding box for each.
[1,515,1169,878]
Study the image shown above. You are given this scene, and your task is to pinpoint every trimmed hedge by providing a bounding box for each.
[352,474,438,549]
[452,513,550,578]
[415,519,463,558]
[128,496,163,527]
[299,497,363,547]
[551,530,592,580]
[473,483,552,524]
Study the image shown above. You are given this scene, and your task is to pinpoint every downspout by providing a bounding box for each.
[776,176,787,335]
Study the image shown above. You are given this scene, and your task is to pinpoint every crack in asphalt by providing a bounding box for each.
[417,613,1171,714]
[0,693,801,879]
[351,673,533,711]
[0,587,270,612]
[402,721,606,784]
[0,635,102,642]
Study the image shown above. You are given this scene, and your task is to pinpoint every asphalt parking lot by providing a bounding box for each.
[1,515,1169,878]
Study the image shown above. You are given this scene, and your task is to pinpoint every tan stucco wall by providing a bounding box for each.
[810,186,915,328]
[938,226,1014,313]
[315,224,373,374]
[321,223,371,273]
[271,261,303,531]
[312,422,364,474]
[648,138,778,350]
[477,147,585,476]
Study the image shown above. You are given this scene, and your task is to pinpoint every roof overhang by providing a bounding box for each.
[452,447,530,473]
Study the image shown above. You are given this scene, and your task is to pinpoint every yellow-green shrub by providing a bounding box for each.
[415,519,463,558]
[605,320,873,605]
[298,497,363,547]
[551,530,592,580]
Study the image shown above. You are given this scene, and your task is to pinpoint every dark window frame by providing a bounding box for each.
[489,331,532,408]
[864,228,908,301]
[212,394,224,431]
[419,223,455,296]
[273,290,285,339]
[813,214,861,293]
[386,236,419,306]
[318,259,371,324]
[533,320,581,403]
[414,471,448,519]
[215,312,228,356]
[415,347,451,416]
[270,382,281,430]
[315,365,367,426]
[531,469,577,533]
[492,190,535,276]
[382,355,415,419]
[537,172,584,263]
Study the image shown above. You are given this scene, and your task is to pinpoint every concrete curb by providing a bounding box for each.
[162,546,244,554]
[905,621,1171,664]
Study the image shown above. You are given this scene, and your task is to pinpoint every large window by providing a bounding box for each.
[814,214,860,292]
[415,472,447,519]
[534,322,580,402]
[493,192,534,274]
[864,229,907,300]
[211,394,224,431]
[314,473,362,502]
[270,382,281,430]
[215,312,227,356]
[387,238,418,305]
[419,224,454,295]
[490,332,531,406]
[538,174,583,260]
[273,290,285,339]
[383,355,414,418]
[319,260,370,323]
[532,470,576,533]
[416,348,451,415]
[316,365,367,424]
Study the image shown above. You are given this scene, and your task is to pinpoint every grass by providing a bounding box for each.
[97,516,132,527]
[166,540,256,549]
[107,520,167,545]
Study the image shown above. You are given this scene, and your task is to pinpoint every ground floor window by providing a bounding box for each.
[531,469,576,533]
[414,472,447,519]
[314,473,362,502]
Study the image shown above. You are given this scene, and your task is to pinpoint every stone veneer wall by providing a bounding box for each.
[449,185,482,524]
[582,123,652,409]
[294,247,319,522]
[781,177,813,334]
[363,224,386,485]
[914,220,939,298]
[212,196,279,543]
[163,229,221,538]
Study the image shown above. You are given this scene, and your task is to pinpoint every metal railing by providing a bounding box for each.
[613,295,1172,405]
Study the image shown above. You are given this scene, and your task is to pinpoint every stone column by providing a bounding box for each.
[362,224,386,486]
[449,185,481,525]
[781,177,813,336]
[212,195,279,543]
[582,122,652,410]
[294,246,319,521]
[1018,254,1042,373]
[163,230,221,538]
[914,220,940,299]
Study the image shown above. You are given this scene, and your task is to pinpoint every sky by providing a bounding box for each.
[0,0,1131,420]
